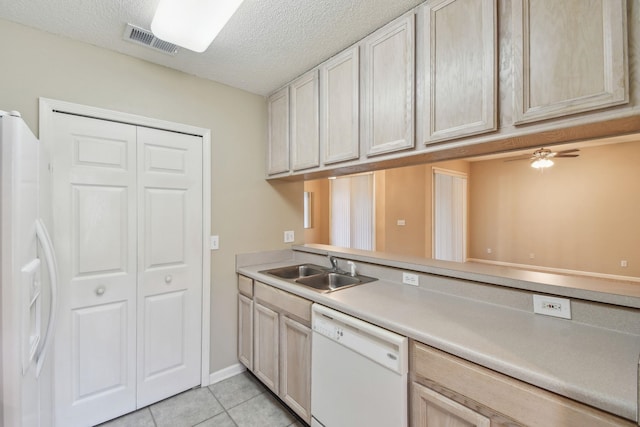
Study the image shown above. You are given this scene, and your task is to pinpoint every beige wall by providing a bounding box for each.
[375,160,470,258]
[469,141,640,277]
[0,18,304,374]
[377,165,428,257]
[305,144,639,278]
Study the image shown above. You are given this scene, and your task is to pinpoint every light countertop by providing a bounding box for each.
[296,244,640,309]
[237,257,640,422]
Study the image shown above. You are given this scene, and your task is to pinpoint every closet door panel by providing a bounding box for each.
[71,302,129,400]
[52,113,137,427]
[142,290,188,377]
[136,127,203,408]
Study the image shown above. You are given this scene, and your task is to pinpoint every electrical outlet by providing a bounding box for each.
[533,295,571,319]
[402,272,419,286]
[284,230,295,243]
[210,235,219,250]
[397,219,406,226]
[620,260,628,267]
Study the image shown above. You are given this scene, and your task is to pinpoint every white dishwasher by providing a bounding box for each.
[311,304,408,427]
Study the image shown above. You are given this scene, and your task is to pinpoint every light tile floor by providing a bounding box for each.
[98,371,306,427]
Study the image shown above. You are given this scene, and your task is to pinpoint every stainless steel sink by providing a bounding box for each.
[295,272,361,291]
[261,264,328,280]
[259,264,377,293]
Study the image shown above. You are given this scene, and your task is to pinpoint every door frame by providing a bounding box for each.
[38,98,212,387]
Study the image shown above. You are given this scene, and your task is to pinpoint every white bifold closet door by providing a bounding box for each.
[136,126,202,407]
[51,113,202,427]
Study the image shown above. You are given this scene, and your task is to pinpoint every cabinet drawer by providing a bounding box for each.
[238,275,253,297]
[411,342,633,427]
[254,281,312,325]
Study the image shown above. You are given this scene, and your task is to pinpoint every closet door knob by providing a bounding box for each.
[96,286,106,296]
[165,275,173,284]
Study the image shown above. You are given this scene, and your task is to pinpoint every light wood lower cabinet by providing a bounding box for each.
[412,382,490,427]
[410,341,634,427]
[238,275,254,371]
[238,293,253,370]
[237,277,312,423]
[254,302,280,393]
[280,316,312,421]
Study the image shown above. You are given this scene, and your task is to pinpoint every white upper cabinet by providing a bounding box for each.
[362,13,415,157]
[422,0,497,143]
[267,87,290,175]
[320,46,360,164]
[290,70,320,171]
[512,0,629,124]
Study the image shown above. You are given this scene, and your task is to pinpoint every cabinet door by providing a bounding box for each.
[267,87,290,175]
[238,294,253,370]
[253,302,279,393]
[412,382,490,427]
[512,0,628,124]
[320,46,360,164]
[422,0,497,143]
[280,316,311,423]
[291,70,320,171]
[136,127,203,408]
[362,14,415,156]
[52,113,138,427]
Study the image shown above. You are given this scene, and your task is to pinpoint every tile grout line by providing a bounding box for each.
[203,385,240,427]
[147,406,159,427]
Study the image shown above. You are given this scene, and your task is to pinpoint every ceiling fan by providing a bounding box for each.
[505,147,580,169]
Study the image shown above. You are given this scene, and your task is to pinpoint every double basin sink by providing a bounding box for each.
[260,264,377,293]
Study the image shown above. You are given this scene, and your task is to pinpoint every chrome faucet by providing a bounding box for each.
[327,254,339,272]
[347,261,357,277]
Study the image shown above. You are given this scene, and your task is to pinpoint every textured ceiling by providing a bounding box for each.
[0,0,424,96]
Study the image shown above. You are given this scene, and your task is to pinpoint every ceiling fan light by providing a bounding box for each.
[531,158,554,169]
[151,0,244,53]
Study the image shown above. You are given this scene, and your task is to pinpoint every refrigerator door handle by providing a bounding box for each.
[35,218,59,378]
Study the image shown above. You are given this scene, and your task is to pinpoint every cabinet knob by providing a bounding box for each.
[96,286,106,296]
[164,275,173,284]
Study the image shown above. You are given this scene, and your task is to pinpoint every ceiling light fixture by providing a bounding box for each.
[531,158,554,169]
[151,0,244,53]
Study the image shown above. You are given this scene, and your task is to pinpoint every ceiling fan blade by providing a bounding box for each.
[555,154,580,158]
[504,156,533,162]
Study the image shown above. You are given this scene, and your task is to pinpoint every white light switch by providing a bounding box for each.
[210,235,219,250]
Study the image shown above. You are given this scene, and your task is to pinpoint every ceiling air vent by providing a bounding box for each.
[123,24,178,56]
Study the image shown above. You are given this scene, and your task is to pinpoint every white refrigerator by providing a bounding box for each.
[1,110,59,427]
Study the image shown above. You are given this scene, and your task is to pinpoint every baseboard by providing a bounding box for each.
[209,363,247,385]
